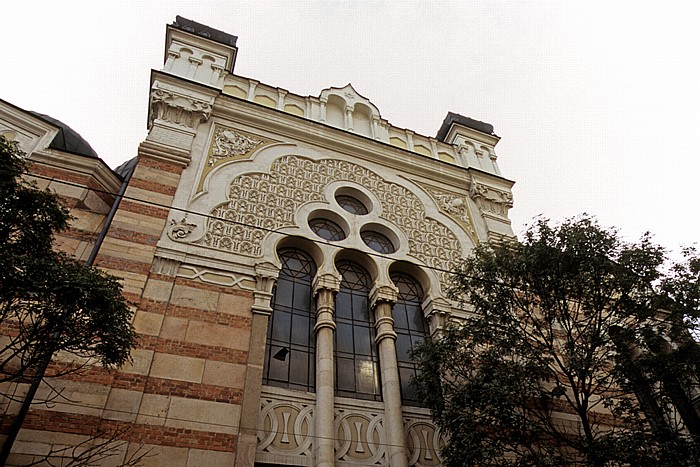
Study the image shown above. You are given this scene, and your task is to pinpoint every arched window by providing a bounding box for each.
[263,249,317,392]
[391,273,428,405]
[335,260,381,401]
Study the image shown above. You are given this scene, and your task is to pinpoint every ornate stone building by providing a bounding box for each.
[0,16,514,467]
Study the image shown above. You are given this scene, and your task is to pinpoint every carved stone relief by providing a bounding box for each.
[469,181,513,218]
[176,264,255,291]
[198,156,463,283]
[257,397,314,460]
[405,417,446,467]
[423,186,479,244]
[149,87,213,129]
[168,216,197,240]
[197,125,273,192]
[335,408,386,464]
[210,128,263,166]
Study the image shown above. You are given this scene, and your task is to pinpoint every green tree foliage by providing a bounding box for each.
[413,216,700,466]
[0,135,137,382]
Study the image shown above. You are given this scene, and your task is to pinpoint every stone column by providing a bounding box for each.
[319,98,327,122]
[236,262,280,467]
[312,273,341,467]
[370,284,408,467]
[345,106,354,132]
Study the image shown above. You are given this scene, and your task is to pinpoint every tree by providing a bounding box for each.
[412,216,700,466]
[0,136,138,463]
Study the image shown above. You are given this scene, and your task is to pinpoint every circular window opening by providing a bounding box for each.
[361,230,395,254]
[310,218,346,241]
[336,194,369,215]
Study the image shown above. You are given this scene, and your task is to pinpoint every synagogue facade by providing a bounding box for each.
[0,16,514,466]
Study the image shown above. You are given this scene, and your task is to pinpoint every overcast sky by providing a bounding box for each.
[3,1,698,257]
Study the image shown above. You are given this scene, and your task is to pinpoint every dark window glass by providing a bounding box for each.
[361,231,395,254]
[263,249,317,392]
[391,273,428,406]
[336,194,369,215]
[310,218,346,241]
[334,260,381,401]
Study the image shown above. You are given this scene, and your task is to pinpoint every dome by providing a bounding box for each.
[29,112,98,158]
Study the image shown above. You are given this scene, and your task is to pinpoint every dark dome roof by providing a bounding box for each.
[29,112,99,158]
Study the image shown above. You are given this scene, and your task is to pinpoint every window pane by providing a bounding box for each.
[293,283,312,311]
[356,359,378,395]
[407,304,426,331]
[400,366,418,401]
[289,350,311,386]
[336,194,369,215]
[337,357,355,392]
[267,345,289,383]
[309,218,346,241]
[291,315,310,346]
[390,272,428,406]
[335,260,380,400]
[352,294,369,321]
[354,325,372,356]
[271,311,291,342]
[336,322,354,354]
[273,279,293,309]
[263,249,317,392]
[336,291,352,319]
[395,333,413,362]
[392,303,408,329]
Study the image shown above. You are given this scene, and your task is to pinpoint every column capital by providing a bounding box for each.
[312,272,341,297]
[252,261,280,316]
[369,283,398,309]
[423,295,452,331]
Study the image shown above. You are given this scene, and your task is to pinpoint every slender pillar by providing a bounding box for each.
[236,262,279,467]
[312,273,340,467]
[345,106,354,132]
[370,284,408,467]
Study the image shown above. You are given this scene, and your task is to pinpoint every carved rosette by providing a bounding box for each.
[469,181,513,219]
[168,216,197,240]
[149,88,213,129]
[199,156,463,284]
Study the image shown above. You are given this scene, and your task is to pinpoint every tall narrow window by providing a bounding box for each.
[391,273,428,405]
[263,249,317,392]
[335,260,381,401]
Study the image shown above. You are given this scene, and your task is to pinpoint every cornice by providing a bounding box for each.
[211,94,509,191]
[28,150,122,194]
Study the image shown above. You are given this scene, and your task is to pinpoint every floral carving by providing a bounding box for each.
[424,188,478,244]
[168,216,197,239]
[199,156,463,283]
[149,88,212,129]
[469,181,513,218]
[210,128,263,166]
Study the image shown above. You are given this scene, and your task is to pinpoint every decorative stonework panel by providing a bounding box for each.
[469,181,513,219]
[199,155,463,279]
[335,408,386,465]
[197,125,274,192]
[149,87,213,129]
[257,396,314,460]
[405,417,445,467]
[176,264,255,290]
[423,186,479,245]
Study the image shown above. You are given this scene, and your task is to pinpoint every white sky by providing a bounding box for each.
[3,1,699,257]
